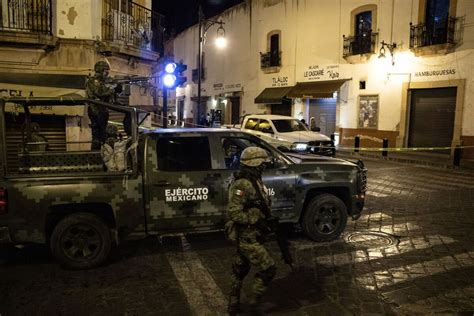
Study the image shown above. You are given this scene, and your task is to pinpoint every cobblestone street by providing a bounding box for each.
[1,160,474,315]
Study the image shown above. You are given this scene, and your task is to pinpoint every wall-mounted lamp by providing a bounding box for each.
[378,40,397,65]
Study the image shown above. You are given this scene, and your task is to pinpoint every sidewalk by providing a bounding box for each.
[336,147,474,170]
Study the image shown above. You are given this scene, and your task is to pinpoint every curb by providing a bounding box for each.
[335,150,474,170]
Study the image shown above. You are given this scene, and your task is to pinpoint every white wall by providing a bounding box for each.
[172,0,474,135]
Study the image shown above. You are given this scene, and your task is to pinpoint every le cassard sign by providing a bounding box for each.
[303,65,340,80]
[165,187,209,202]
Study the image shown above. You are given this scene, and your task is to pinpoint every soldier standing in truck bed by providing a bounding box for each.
[85,60,115,150]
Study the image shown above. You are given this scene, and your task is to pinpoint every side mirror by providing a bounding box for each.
[261,127,274,134]
[311,126,321,132]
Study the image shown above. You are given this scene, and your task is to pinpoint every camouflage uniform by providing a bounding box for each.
[85,61,115,150]
[227,147,276,313]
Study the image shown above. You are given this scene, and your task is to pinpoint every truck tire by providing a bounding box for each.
[302,194,348,242]
[50,212,112,269]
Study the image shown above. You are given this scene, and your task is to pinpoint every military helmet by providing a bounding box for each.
[94,60,110,73]
[106,124,118,138]
[240,147,270,167]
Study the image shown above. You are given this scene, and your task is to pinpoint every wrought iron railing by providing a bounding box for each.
[343,32,378,57]
[0,0,52,34]
[102,0,164,52]
[410,17,457,49]
[260,51,281,69]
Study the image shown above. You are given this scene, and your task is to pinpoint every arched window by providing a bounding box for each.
[344,5,377,57]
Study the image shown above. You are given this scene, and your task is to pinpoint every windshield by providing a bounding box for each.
[272,119,308,133]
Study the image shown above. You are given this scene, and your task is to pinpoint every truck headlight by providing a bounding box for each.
[291,143,308,151]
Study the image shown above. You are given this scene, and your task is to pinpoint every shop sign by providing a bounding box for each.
[271,76,289,87]
[303,65,340,80]
[224,83,242,91]
[213,83,224,91]
[1,83,85,116]
[414,69,456,78]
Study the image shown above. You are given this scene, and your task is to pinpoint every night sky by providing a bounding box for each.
[153,0,244,35]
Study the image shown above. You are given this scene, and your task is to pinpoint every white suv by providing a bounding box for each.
[239,114,335,156]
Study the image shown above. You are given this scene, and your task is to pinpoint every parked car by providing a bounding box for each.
[236,114,335,156]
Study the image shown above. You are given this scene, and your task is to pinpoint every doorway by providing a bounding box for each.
[408,87,456,152]
[308,98,337,136]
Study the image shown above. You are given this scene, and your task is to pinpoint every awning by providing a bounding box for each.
[287,79,349,98]
[254,86,294,104]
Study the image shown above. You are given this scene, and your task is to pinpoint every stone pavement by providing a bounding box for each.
[1,160,473,315]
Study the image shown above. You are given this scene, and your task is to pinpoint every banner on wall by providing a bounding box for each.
[1,83,86,116]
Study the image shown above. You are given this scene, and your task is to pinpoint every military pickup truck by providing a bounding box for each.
[0,97,366,269]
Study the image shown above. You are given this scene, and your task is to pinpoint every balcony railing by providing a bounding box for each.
[0,0,52,34]
[102,0,164,52]
[260,51,281,69]
[343,32,378,57]
[410,17,457,49]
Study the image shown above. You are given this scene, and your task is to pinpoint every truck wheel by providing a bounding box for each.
[50,212,112,269]
[302,194,348,242]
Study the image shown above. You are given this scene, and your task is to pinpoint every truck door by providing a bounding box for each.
[218,136,297,219]
[144,135,224,232]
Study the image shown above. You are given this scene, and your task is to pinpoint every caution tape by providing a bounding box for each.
[336,145,474,152]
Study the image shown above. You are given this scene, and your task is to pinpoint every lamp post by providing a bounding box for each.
[197,5,226,124]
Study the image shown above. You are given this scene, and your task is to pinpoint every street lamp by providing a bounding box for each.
[197,5,226,123]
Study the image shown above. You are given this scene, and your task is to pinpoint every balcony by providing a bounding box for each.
[410,17,457,49]
[260,51,281,69]
[343,31,378,58]
[0,0,52,34]
[0,0,55,48]
[101,1,164,59]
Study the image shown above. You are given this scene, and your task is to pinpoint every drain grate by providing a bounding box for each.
[345,231,399,248]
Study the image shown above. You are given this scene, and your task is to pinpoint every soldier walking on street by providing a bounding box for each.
[226,146,277,314]
[85,60,115,150]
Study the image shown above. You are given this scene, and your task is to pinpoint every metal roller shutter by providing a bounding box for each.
[308,98,337,136]
[408,88,456,153]
[5,114,66,173]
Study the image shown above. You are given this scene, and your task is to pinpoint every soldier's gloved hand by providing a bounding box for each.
[248,208,262,225]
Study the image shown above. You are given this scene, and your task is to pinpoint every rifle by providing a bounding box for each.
[247,198,294,268]
[109,76,153,84]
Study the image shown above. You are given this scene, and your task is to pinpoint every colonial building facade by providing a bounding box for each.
[0,0,163,156]
[171,0,474,159]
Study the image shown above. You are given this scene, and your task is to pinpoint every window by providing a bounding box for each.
[221,137,272,170]
[156,137,211,171]
[272,119,307,133]
[256,120,272,132]
[244,118,259,130]
[270,34,280,67]
[410,0,456,48]
[344,5,378,58]
[425,0,450,45]
[261,30,281,69]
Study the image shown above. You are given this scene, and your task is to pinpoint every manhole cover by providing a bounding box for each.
[345,231,398,248]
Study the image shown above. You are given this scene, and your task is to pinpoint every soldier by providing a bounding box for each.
[226,146,277,314]
[85,60,115,150]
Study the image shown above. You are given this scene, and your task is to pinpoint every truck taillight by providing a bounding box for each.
[0,188,7,214]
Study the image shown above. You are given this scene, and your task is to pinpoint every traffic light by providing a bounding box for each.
[162,62,187,89]
[175,62,187,87]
